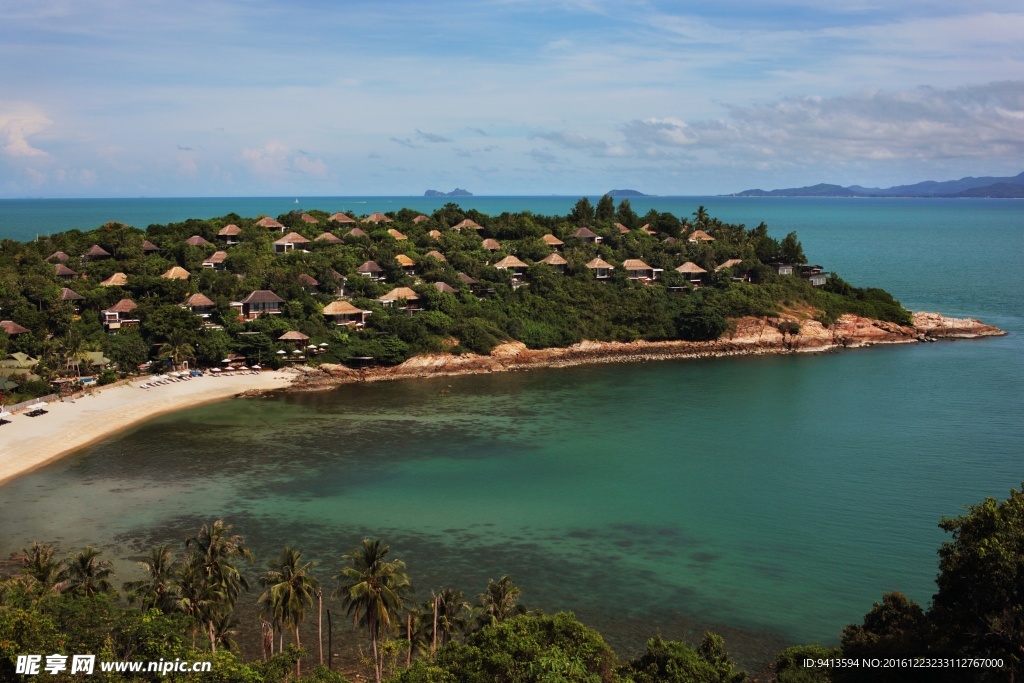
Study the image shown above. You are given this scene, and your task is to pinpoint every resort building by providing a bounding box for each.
[493,255,528,278]
[48,251,70,262]
[482,238,501,251]
[539,252,567,272]
[434,281,458,294]
[99,272,128,287]
[615,222,630,234]
[102,298,139,330]
[541,234,564,250]
[413,215,430,224]
[315,231,342,244]
[274,232,311,253]
[185,235,213,247]
[182,293,216,318]
[329,212,356,224]
[425,250,447,262]
[300,213,318,224]
[256,216,286,232]
[218,224,242,245]
[452,218,482,232]
[60,288,85,307]
[622,259,661,282]
[357,260,385,281]
[0,320,29,336]
[395,254,417,276]
[800,265,829,287]
[768,263,794,276]
[428,229,442,239]
[161,266,191,280]
[346,228,369,239]
[203,251,227,270]
[55,263,78,280]
[363,212,393,224]
[297,274,320,291]
[236,290,284,320]
[141,240,160,253]
[378,287,421,313]
[688,230,715,243]
[585,257,614,279]
[84,244,111,260]
[323,300,369,328]
[571,227,601,244]
[676,262,708,285]
[387,228,408,241]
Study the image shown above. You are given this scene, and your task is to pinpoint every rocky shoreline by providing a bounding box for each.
[283,312,1005,392]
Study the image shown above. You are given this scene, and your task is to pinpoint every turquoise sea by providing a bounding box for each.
[0,197,1021,667]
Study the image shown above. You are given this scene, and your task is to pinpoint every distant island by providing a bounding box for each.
[424,188,473,197]
[605,189,648,197]
[725,171,1024,198]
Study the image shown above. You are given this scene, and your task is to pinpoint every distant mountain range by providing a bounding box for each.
[725,171,1024,198]
[424,188,473,197]
[606,189,649,197]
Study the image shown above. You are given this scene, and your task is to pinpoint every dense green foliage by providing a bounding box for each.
[0,201,910,404]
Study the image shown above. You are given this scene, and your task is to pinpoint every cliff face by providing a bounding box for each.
[289,312,1004,391]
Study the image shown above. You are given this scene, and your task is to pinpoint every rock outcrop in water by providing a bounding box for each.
[287,313,1004,391]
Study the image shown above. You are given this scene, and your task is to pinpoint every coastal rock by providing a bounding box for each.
[912,312,1005,338]
[285,311,1004,392]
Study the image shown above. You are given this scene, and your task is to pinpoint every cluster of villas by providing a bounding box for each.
[36,211,830,333]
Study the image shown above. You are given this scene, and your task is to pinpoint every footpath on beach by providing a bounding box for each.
[0,371,295,486]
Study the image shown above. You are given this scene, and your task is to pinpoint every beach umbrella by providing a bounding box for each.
[306,344,317,350]
[319,343,329,347]
[210,367,220,372]
[238,365,249,370]
[0,411,12,418]
[252,364,261,369]
[276,350,287,355]
[292,349,302,355]
[222,358,232,363]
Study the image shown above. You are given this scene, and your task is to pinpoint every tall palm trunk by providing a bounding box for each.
[318,588,323,665]
[295,625,302,678]
[371,614,381,683]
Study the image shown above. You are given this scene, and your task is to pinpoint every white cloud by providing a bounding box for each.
[0,107,52,157]
[240,142,329,178]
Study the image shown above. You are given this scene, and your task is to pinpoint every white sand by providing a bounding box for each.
[0,371,295,486]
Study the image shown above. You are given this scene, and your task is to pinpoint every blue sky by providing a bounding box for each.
[1,0,1022,197]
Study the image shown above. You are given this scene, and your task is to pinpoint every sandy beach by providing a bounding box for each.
[0,371,295,486]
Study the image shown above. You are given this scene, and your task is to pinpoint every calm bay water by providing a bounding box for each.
[0,197,1021,666]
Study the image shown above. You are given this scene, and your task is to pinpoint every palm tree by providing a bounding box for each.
[159,330,196,371]
[258,546,320,678]
[692,205,710,231]
[175,562,221,650]
[333,539,413,683]
[431,588,470,652]
[185,519,253,610]
[185,519,253,651]
[124,544,179,613]
[64,546,115,597]
[8,542,70,596]
[476,575,525,628]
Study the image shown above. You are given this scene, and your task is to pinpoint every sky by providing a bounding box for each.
[1,0,1023,197]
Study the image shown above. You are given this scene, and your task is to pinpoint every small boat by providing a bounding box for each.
[294,198,299,204]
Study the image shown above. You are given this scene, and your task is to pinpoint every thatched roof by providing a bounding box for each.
[622,259,652,271]
[85,244,111,258]
[141,240,160,252]
[715,259,743,271]
[48,251,69,262]
[540,253,567,266]
[585,257,614,270]
[413,215,430,224]
[458,272,478,285]
[362,212,393,223]
[218,224,242,236]
[203,251,227,265]
[346,228,368,238]
[161,266,191,280]
[387,228,408,240]
[428,229,442,239]
[494,255,528,269]
[0,320,29,335]
[571,227,598,239]
[452,218,482,231]
[279,330,310,341]
[688,229,715,242]
[614,222,630,234]
[274,231,310,244]
[357,260,383,273]
[184,293,215,307]
[329,212,356,224]
[60,287,84,301]
[380,286,420,302]
[185,235,212,247]
[241,290,284,304]
[300,213,319,224]
[425,250,447,262]
[676,261,707,274]
[315,231,342,243]
[297,273,319,286]
[395,254,416,267]
[100,272,128,286]
[481,238,501,250]
[541,234,564,246]
[434,281,457,293]
[641,224,655,235]
[323,300,363,316]
[55,263,78,277]
[105,298,138,313]
[256,216,285,229]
